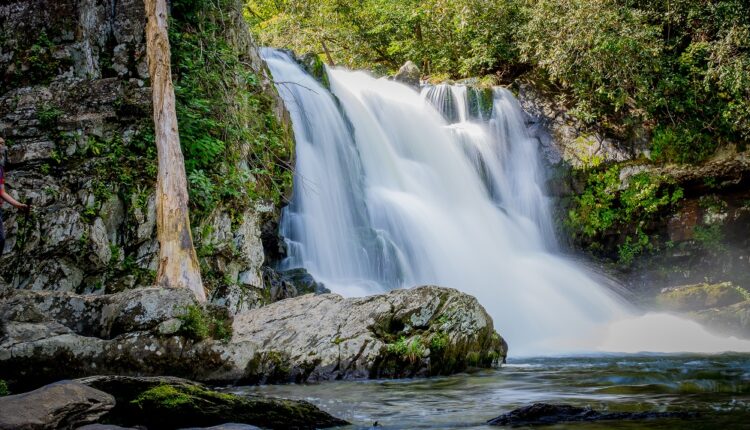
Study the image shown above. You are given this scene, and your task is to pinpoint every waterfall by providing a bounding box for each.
[263,49,750,355]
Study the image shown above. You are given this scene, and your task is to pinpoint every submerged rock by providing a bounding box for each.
[76,375,347,430]
[487,403,693,427]
[394,61,421,88]
[0,286,506,387]
[0,380,114,430]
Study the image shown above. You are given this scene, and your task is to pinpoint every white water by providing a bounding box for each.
[262,49,750,356]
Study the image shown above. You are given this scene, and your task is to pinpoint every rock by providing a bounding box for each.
[216,285,507,383]
[655,282,748,312]
[1,286,506,387]
[180,425,261,430]
[296,52,330,89]
[76,425,136,430]
[691,300,750,337]
[394,61,421,88]
[0,380,114,430]
[514,83,640,168]
[0,287,198,338]
[487,403,693,427]
[77,375,347,430]
[0,0,289,296]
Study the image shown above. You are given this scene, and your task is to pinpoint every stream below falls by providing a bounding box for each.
[235,354,750,429]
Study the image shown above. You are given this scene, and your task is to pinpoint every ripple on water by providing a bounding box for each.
[234,354,750,429]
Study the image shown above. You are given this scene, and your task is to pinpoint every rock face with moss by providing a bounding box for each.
[516,77,750,304]
[0,285,506,389]
[0,0,293,304]
[217,285,507,383]
[652,282,750,338]
[76,375,347,429]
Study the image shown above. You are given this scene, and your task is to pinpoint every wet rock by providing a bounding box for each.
[691,300,750,337]
[514,83,640,168]
[656,282,748,312]
[76,425,136,430]
[1,286,505,387]
[180,425,261,430]
[487,403,693,427]
[394,61,421,88]
[296,53,330,89]
[0,380,114,430]
[77,375,346,430]
[218,285,507,383]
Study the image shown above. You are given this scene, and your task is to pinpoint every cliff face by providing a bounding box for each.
[516,81,750,296]
[0,0,292,308]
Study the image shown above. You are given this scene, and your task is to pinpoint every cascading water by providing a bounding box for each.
[262,49,750,355]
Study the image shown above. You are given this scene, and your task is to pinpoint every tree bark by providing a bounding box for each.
[145,0,206,302]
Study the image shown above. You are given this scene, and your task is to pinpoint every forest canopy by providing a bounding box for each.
[246,0,750,163]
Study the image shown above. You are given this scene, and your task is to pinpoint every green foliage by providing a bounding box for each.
[176,305,233,342]
[37,103,63,130]
[247,0,523,78]
[567,166,683,262]
[0,379,8,396]
[430,332,449,352]
[387,335,425,363]
[177,305,210,341]
[171,0,293,221]
[250,0,750,161]
[693,224,725,252]
[519,0,661,132]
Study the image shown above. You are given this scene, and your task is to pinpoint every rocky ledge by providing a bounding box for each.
[0,285,507,390]
[0,377,346,430]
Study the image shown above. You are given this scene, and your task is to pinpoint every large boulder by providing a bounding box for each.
[394,61,421,88]
[76,375,347,429]
[0,381,114,430]
[487,403,693,427]
[0,286,506,388]
[655,282,748,312]
[215,285,507,382]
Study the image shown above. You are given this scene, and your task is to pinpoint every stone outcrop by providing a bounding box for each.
[655,282,748,312]
[514,82,642,169]
[0,286,506,389]
[487,403,693,427]
[76,375,347,429]
[0,0,290,300]
[0,380,115,430]
[219,285,507,382]
[394,61,421,88]
[647,281,750,338]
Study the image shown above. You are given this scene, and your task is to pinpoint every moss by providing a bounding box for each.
[175,305,232,342]
[176,305,210,341]
[656,282,746,312]
[132,384,195,409]
[0,379,8,396]
[467,87,494,120]
[298,52,330,89]
[124,381,347,429]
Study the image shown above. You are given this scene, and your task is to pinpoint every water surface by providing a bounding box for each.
[235,354,750,429]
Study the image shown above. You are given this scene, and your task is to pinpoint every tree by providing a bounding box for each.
[144,0,206,302]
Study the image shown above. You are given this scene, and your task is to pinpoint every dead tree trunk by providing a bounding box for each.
[144,0,206,302]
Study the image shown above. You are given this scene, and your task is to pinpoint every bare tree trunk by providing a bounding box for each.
[145,0,206,302]
[321,39,335,66]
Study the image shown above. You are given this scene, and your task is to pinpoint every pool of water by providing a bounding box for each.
[233,354,750,429]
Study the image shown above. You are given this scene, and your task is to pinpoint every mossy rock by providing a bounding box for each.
[297,52,330,89]
[655,282,749,312]
[78,375,347,430]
